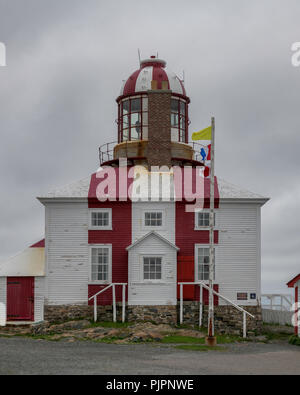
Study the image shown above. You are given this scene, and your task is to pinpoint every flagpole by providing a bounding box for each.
[208,116,215,339]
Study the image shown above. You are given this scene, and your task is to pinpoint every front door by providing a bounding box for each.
[7,277,34,321]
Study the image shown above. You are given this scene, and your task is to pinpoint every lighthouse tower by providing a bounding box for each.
[99,56,203,169]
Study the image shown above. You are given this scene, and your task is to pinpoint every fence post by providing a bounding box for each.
[122,284,126,323]
[112,284,116,323]
[243,311,247,338]
[199,284,203,327]
[180,284,183,325]
[94,297,97,322]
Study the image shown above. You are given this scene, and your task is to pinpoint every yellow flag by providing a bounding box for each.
[192,126,212,141]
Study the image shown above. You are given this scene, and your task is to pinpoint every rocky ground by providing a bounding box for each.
[0,320,210,343]
[0,319,292,344]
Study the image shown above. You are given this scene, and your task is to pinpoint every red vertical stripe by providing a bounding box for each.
[296,286,299,336]
[152,66,169,90]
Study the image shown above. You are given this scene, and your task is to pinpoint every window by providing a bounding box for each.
[90,246,111,282]
[196,246,215,281]
[144,211,163,227]
[171,97,187,143]
[195,211,216,229]
[118,95,148,142]
[89,209,112,230]
[143,257,162,280]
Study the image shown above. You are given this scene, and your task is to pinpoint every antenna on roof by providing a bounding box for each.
[157,51,159,58]
[182,70,185,84]
[138,49,141,66]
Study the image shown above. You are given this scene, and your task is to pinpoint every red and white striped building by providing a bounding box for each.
[0,56,269,330]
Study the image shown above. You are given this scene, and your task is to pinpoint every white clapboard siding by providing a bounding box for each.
[34,277,45,322]
[0,277,6,309]
[217,203,261,306]
[45,202,89,305]
[128,233,177,305]
[132,201,175,244]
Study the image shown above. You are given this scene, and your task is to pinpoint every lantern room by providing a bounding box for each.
[117,56,190,144]
[99,55,204,168]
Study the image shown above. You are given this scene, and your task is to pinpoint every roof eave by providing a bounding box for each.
[37,197,88,205]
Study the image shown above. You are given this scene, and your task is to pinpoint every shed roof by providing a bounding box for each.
[0,245,45,277]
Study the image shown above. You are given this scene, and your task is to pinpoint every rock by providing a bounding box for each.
[31,321,51,335]
[147,331,164,341]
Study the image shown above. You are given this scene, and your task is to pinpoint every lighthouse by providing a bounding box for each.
[0,55,268,337]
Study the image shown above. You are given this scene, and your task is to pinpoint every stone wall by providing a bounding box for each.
[127,305,177,324]
[44,303,262,335]
[178,302,263,335]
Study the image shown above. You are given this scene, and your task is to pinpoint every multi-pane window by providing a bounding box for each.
[196,212,216,228]
[92,212,109,227]
[144,212,163,227]
[118,95,148,142]
[197,247,215,281]
[91,247,110,282]
[90,210,111,229]
[143,257,162,280]
[171,98,187,143]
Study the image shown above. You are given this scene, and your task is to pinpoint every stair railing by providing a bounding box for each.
[178,282,255,338]
[88,283,127,323]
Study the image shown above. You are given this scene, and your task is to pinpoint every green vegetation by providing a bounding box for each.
[174,345,227,352]
[289,335,300,346]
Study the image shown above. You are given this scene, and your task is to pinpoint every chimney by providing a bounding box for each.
[147,89,172,169]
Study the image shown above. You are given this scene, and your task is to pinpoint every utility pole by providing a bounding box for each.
[207,116,216,344]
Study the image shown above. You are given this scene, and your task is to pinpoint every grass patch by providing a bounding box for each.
[289,335,300,346]
[175,345,227,352]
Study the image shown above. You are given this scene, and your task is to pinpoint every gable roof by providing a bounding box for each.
[37,174,268,202]
[126,231,180,251]
[217,178,268,200]
[287,273,300,288]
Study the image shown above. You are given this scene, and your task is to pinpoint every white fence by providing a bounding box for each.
[262,309,293,326]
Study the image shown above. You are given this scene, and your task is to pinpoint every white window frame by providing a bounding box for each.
[89,244,112,284]
[140,254,164,283]
[89,208,112,230]
[194,244,217,282]
[142,209,165,230]
[194,210,217,230]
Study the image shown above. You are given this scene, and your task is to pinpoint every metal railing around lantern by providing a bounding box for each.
[99,140,206,166]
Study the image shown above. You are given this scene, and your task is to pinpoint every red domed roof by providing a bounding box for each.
[119,56,187,97]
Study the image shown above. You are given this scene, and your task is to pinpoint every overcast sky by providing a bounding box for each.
[0,0,299,294]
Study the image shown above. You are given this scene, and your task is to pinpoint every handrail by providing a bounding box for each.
[178,282,255,338]
[89,283,127,323]
[88,283,113,301]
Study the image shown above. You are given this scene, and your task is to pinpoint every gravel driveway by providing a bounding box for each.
[0,337,299,375]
